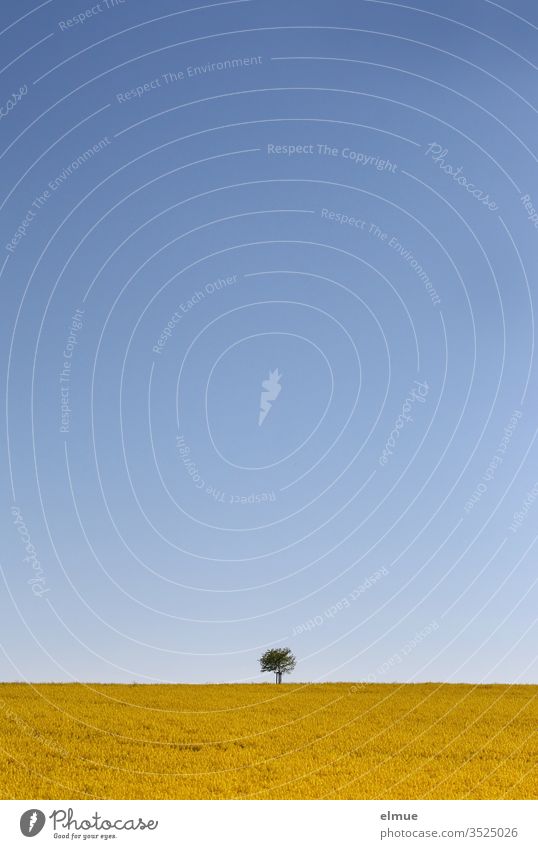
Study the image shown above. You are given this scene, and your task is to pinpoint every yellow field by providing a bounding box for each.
[0,683,537,799]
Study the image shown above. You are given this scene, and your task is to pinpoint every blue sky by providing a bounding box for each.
[1,0,538,684]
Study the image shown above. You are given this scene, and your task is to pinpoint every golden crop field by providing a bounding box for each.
[1,683,537,800]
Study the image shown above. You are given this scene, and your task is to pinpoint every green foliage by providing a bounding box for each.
[259,648,296,682]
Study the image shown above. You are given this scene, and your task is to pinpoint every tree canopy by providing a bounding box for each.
[259,647,296,683]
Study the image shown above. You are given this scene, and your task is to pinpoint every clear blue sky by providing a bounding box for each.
[1,0,537,684]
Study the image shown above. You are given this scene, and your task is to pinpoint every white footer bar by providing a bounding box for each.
[2,800,537,848]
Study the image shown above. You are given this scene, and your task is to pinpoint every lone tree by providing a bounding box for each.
[259,647,296,683]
